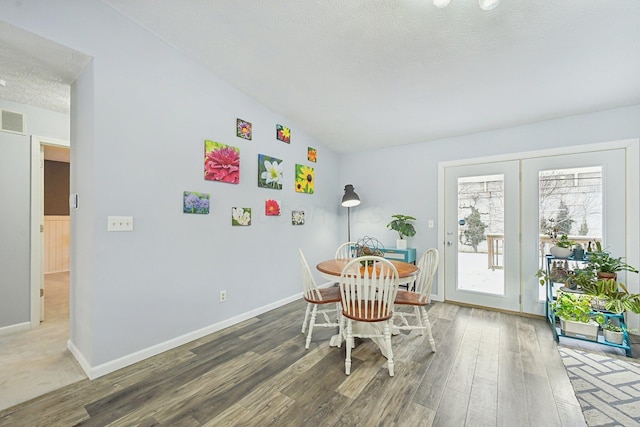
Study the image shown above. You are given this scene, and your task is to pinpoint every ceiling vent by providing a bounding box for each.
[1,109,26,134]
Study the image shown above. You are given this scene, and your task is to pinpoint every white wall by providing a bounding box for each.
[0,1,341,374]
[340,104,640,295]
[0,99,70,330]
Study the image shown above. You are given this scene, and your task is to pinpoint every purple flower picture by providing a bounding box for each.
[183,191,210,214]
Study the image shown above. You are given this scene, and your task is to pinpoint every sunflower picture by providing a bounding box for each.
[295,164,314,194]
[276,124,291,143]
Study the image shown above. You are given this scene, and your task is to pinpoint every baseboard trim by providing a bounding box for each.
[0,321,31,337]
[70,293,302,380]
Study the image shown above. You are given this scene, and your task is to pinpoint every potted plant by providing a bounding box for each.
[387,214,416,249]
[550,234,575,259]
[551,292,603,340]
[600,321,626,345]
[585,243,639,280]
[580,278,640,314]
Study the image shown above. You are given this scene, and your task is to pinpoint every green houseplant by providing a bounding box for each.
[551,292,602,340]
[585,242,639,280]
[550,234,576,259]
[600,320,637,345]
[580,278,640,314]
[387,214,416,249]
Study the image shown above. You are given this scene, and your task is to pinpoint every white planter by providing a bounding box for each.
[560,318,599,340]
[550,246,572,259]
[603,329,624,345]
[396,239,407,249]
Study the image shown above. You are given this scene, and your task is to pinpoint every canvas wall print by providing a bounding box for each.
[258,154,283,190]
[232,207,251,226]
[295,164,314,194]
[276,124,291,143]
[183,191,210,214]
[236,118,252,140]
[204,140,240,184]
[292,210,305,225]
[307,147,317,163]
[265,199,281,216]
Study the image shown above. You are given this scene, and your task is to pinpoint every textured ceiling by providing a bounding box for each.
[1,1,639,153]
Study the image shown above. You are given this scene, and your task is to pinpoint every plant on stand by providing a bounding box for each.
[551,292,603,340]
[599,320,637,345]
[387,214,416,249]
[585,242,639,280]
[542,218,575,258]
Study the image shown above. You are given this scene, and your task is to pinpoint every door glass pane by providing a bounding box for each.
[457,174,505,295]
[538,166,603,300]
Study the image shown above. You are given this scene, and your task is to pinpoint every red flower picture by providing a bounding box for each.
[204,140,240,184]
[265,199,281,216]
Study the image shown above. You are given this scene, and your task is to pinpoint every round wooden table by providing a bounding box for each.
[316,258,419,286]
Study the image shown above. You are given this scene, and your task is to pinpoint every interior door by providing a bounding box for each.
[521,149,626,315]
[444,161,521,312]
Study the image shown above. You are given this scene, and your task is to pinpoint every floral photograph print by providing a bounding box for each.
[292,210,305,225]
[307,147,317,163]
[232,207,251,226]
[183,191,210,214]
[236,118,252,140]
[258,154,283,190]
[204,140,240,184]
[295,164,314,194]
[265,199,281,216]
[276,124,291,143]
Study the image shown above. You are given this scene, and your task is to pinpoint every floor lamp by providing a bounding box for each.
[341,184,361,241]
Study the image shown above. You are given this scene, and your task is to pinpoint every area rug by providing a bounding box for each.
[559,346,640,426]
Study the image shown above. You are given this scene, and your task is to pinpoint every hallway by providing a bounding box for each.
[0,272,85,411]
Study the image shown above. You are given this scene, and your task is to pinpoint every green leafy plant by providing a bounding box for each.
[586,251,639,274]
[599,319,637,334]
[554,234,575,249]
[580,278,640,314]
[550,292,603,323]
[387,214,416,239]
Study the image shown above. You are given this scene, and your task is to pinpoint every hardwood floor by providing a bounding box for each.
[1,299,607,427]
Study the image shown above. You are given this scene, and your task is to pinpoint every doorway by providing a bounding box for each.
[439,141,636,317]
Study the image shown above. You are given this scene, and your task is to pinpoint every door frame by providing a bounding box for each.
[436,139,639,327]
[29,135,70,328]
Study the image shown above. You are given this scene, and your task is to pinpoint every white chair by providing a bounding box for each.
[299,249,341,349]
[393,248,439,352]
[339,256,400,376]
[335,242,358,259]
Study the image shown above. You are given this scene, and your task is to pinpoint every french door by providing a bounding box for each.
[443,149,626,314]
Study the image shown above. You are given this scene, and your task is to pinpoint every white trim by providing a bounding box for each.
[0,322,31,337]
[72,293,302,379]
[30,135,70,328]
[437,138,640,312]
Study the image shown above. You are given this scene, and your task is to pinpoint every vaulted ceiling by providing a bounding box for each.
[1,1,639,153]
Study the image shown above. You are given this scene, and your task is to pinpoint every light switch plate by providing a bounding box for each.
[108,216,134,231]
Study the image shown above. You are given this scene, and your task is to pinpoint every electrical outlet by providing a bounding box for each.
[219,290,227,302]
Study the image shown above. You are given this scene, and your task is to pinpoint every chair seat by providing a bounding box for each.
[394,290,427,306]
[341,301,392,322]
[304,286,341,304]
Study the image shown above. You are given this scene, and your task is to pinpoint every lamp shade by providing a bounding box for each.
[341,184,361,207]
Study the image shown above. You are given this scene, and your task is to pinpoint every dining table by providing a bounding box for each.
[315,258,420,354]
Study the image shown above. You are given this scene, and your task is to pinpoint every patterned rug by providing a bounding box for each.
[559,346,640,426]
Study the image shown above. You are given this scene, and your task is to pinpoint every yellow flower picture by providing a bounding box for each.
[295,164,314,194]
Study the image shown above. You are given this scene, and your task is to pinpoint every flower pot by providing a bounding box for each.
[603,329,624,345]
[550,246,572,259]
[559,318,599,340]
[396,239,407,249]
[597,271,617,281]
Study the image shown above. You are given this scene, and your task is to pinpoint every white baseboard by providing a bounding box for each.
[70,293,302,380]
[0,321,30,337]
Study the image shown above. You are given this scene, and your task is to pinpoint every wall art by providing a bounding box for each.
[236,118,252,140]
[276,124,291,143]
[292,210,305,225]
[204,140,240,184]
[257,154,283,190]
[295,164,314,194]
[265,199,281,216]
[232,207,251,226]
[307,147,317,163]
[183,191,210,214]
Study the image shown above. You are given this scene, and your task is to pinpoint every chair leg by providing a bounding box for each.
[305,305,318,350]
[345,320,353,375]
[421,307,436,352]
[414,306,424,335]
[301,302,312,334]
[383,320,394,377]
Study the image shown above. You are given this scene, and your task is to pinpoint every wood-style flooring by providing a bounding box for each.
[1,296,615,427]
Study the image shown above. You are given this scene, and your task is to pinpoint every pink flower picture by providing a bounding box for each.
[265,199,281,216]
[204,140,240,184]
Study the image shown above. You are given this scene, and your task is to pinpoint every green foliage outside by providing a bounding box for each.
[459,206,487,253]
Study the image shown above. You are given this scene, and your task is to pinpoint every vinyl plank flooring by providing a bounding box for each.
[0,300,596,427]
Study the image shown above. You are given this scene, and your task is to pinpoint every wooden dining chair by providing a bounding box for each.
[339,256,400,376]
[299,249,342,349]
[393,248,439,352]
[335,241,357,259]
